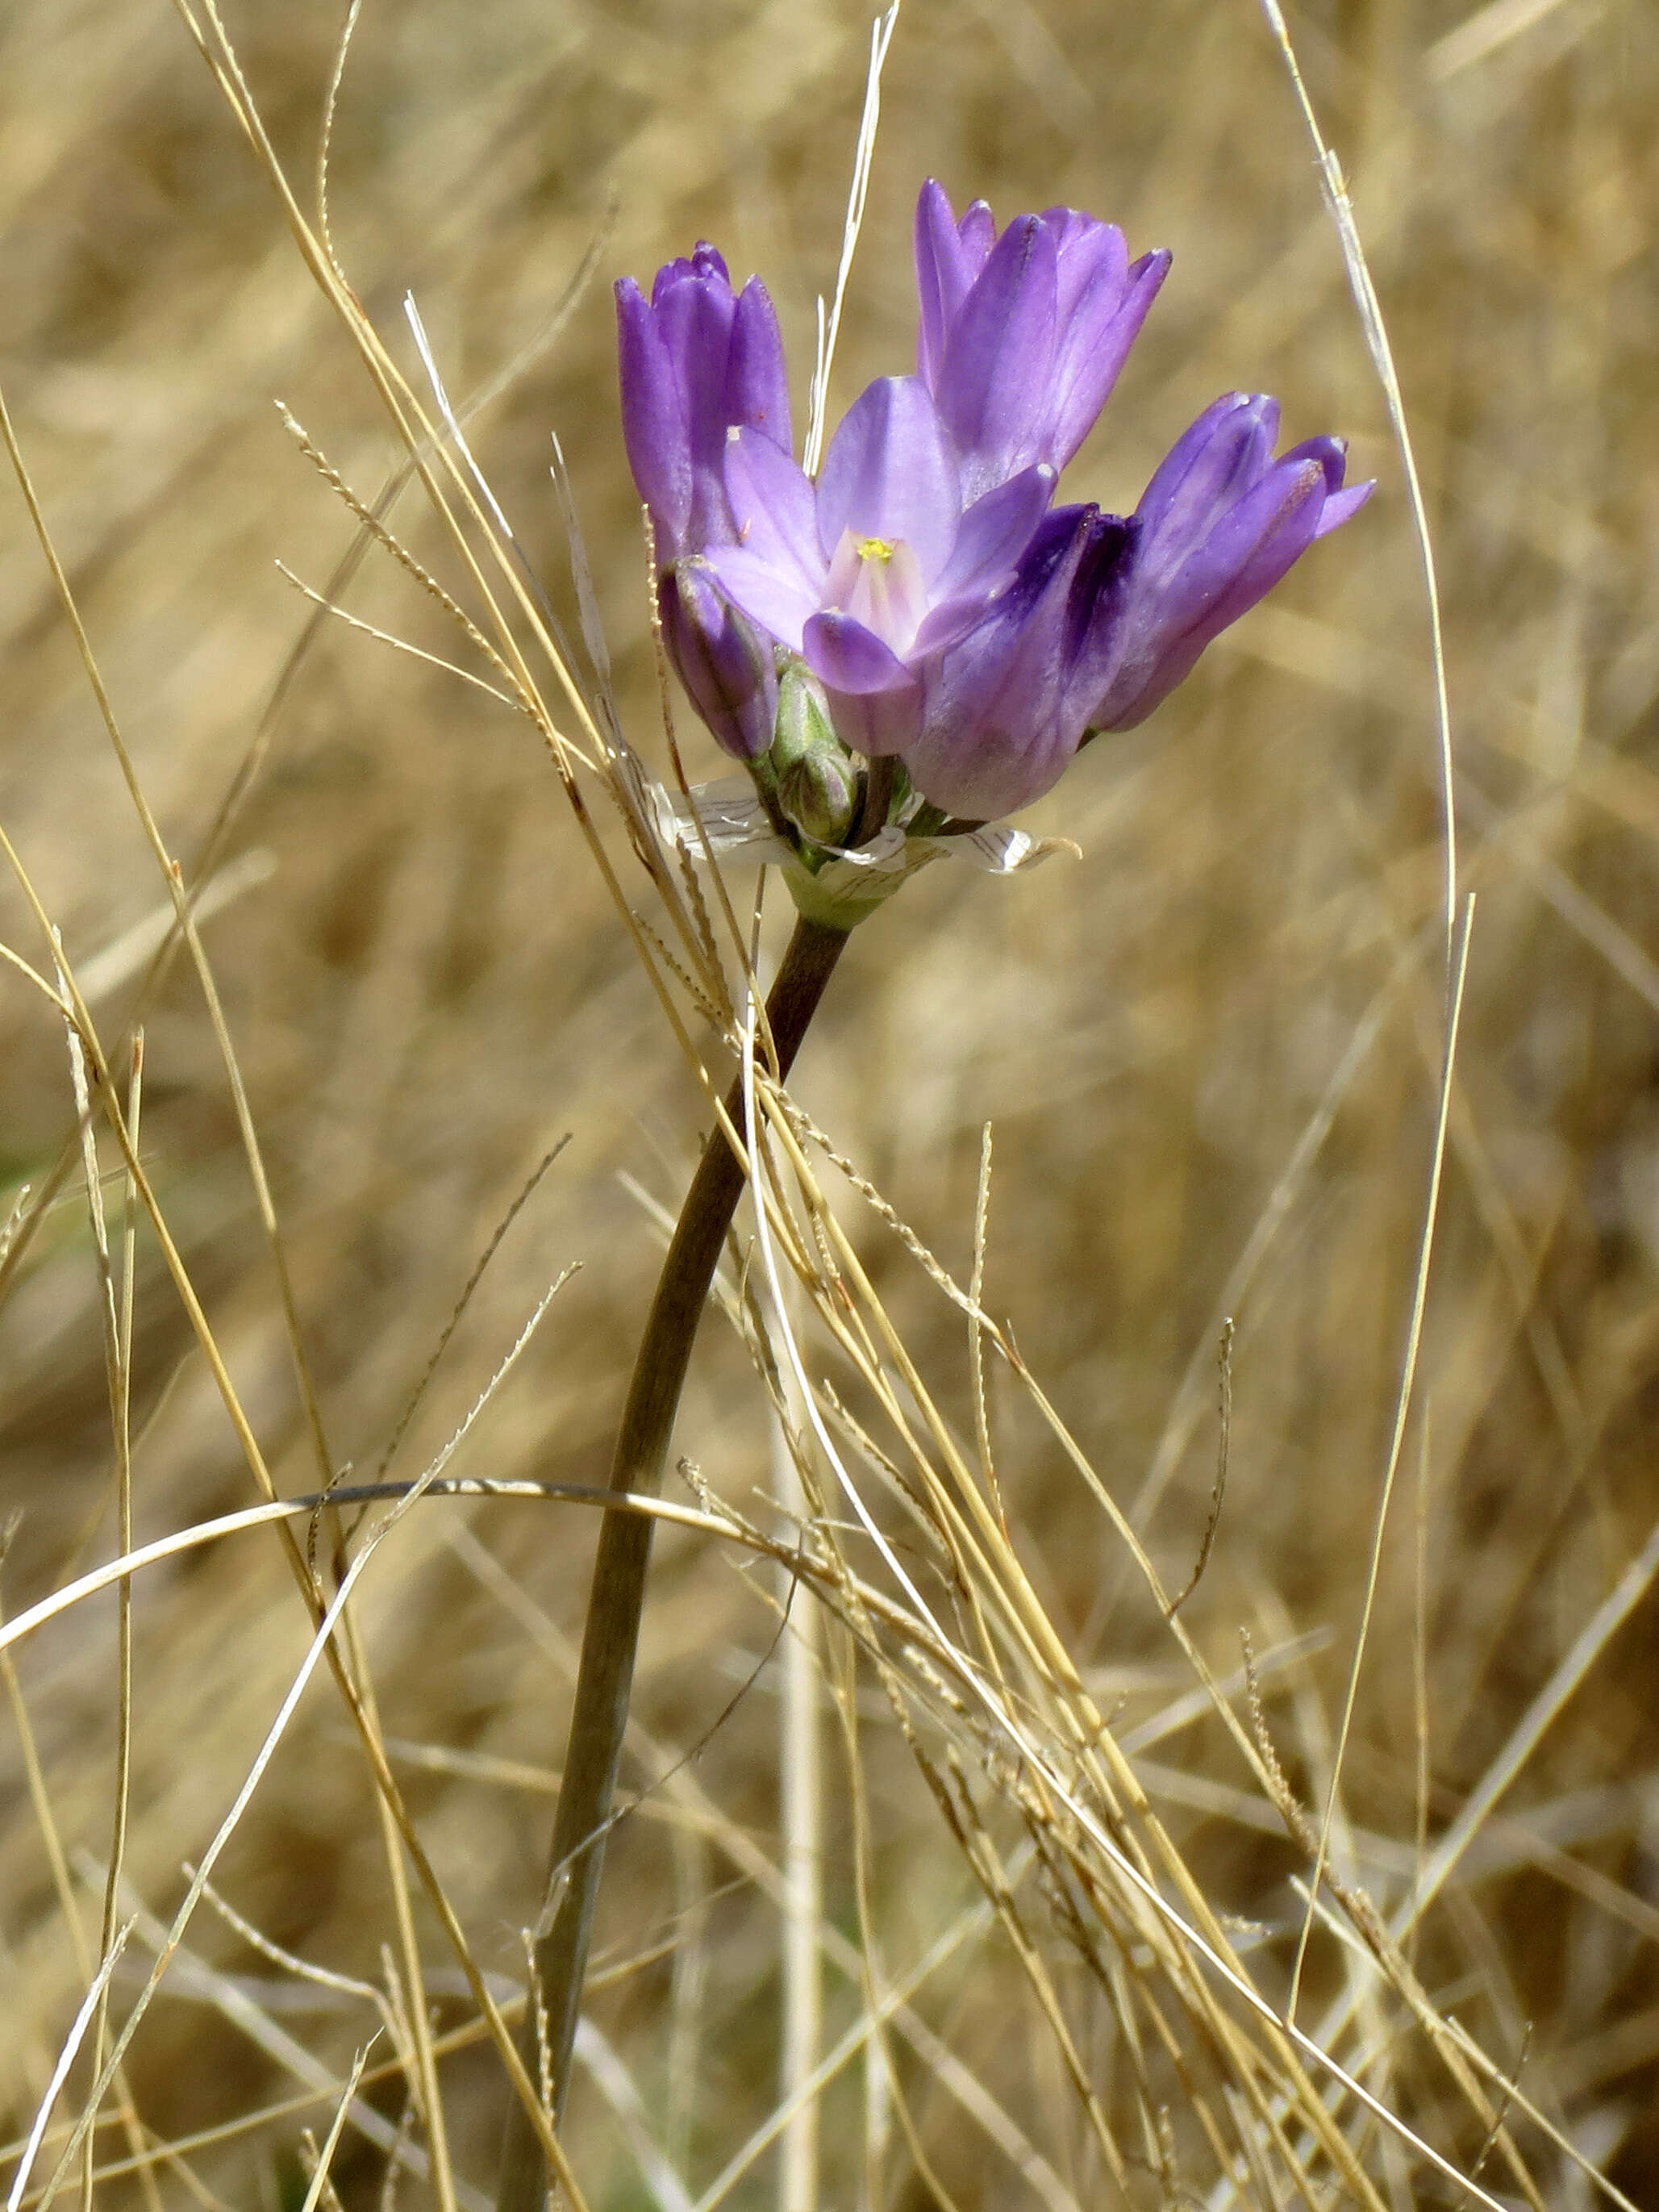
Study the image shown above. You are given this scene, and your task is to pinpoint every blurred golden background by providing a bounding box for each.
[3,0,1658,2203]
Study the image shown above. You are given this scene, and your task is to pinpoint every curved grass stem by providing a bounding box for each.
[496,912,849,2212]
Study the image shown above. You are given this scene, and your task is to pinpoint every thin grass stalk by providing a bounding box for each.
[774,1390,823,2212]
[496,912,849,2212]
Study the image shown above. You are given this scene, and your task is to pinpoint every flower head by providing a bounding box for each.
[614,182,1372,875]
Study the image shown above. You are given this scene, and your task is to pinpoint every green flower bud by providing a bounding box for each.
[769,662,859,848]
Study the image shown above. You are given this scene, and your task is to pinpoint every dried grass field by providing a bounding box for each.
[3,0,1659,2206]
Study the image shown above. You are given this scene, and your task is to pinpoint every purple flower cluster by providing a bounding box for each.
[616,182,1370,826]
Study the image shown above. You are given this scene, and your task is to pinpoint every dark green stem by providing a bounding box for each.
[495,913,849,2212]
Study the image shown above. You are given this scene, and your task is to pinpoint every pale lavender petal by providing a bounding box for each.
[908,590,1003,657]
[815,378,961,581]
[704,543,819,653]
[935,463,1056,599]
[729,278,792,451]
[1315,478,1375,536]
[615,279,691,545]
[802,609,916,695]
[935,214,1059,496]
[723,428,823,595]
[833,536,931,654]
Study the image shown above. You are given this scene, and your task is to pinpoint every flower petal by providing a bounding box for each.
[934,213,1058,498]
[652,242,729,307]
[1278,433,1348,495]
[957,198,997,270]
[652,262,740,538]
[723,428,823,593]
[935,462,1056,600]
[1314,478,1376,536]
[1049,211,1128,326]
[704,544,819,653]
[661,559,778,759]
[615,278,691,546]
[1046,245,1170,472]
[729,277,793,451]
[1135,393,1279,572]
[1171,455,1326,632]
[915,180,977,390]
[1092,457,1328,730]
[902,507,1117,818]
[802,609,918,695]
[1276,434,1376,537]
[815,378,961,581]
[828,534,932,655]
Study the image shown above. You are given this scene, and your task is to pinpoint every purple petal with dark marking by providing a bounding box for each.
[902,507,1132,817]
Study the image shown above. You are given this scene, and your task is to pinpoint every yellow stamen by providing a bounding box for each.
[856,535,896,564]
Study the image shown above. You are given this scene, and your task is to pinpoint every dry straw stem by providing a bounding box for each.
[5,0,1658,2206]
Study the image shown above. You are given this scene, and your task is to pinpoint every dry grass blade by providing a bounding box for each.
[5,1929,132,2212]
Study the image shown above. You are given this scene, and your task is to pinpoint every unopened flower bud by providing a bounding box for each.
[770,662,859,845]
[661,558,778,761]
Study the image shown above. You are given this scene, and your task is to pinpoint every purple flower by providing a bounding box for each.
[615,245,791,561]
[707,375,1056,747]
[616,245,792,762]
[914,179,1170,503]
[614,189,1372,828]
[1087,392,1373,732]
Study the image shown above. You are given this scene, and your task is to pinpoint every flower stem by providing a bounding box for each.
[495,912,849,2212]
